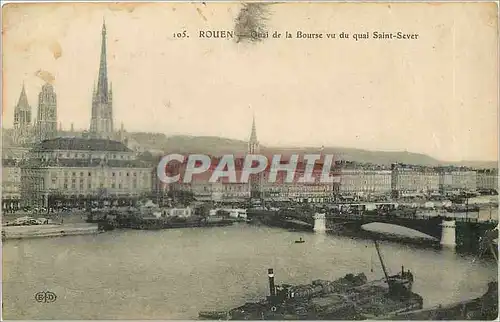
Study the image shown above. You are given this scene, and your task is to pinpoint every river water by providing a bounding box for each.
[2,224,497,320]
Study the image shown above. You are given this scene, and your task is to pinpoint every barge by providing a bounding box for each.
[199,240,424,320]
[129,217,234,230]
[86,207,234,230]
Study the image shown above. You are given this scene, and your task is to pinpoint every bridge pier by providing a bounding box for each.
[314,213,326,233]
[440,220,456,248]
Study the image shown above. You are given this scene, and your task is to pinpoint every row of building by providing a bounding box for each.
[3,21,498,211]
[2,136,498,211]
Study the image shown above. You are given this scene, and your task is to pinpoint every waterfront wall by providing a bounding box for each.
[3,224,99,240]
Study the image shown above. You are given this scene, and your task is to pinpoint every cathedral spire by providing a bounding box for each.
[90,20,114,137]
[97,18,108,102]
[248,111,259,154]
[16,82,30,110]
[250,113,258,143]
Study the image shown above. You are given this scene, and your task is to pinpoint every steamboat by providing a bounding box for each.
[199,239,424,320]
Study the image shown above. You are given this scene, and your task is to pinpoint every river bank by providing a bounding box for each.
[2,223,100,240]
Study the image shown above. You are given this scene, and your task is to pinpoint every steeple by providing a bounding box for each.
[250,113,258,143]
[16,83,30,110]
[14,83,32,130]
[248,112,259,154]
[97,18,108,102]
[90,19,114,137]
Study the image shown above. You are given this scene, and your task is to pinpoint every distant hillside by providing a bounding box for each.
[127,133,497,168]
[2,129,495,168]
[127,133,248,155]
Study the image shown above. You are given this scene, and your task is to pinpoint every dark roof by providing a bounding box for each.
[34,138,131,152]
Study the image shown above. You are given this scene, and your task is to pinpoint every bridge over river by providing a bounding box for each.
[247,209,498,252]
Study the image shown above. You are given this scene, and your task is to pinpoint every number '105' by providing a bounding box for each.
[174,31,189,38]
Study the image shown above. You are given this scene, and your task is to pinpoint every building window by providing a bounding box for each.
[112,172,115,177]
[119,184,122,189]
[126,172,129,177]
[64,183,68,189]
[111,183,116,189]
[88,183,92,189]
[72,172,76,176]
[80,172,84,176]
[88,172,91,176]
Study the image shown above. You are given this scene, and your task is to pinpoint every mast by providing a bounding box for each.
[374,239,390,283]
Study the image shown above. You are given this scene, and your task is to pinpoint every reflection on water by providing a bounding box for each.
[2,224,497,320]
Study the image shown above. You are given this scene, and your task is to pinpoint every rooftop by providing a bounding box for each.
[20,158,151,169]
[33,137,131,152]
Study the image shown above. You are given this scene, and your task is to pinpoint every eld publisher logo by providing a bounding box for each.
[34,291,57,303]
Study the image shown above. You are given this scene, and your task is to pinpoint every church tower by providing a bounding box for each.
[248,114,261,198]
[36,83,58,142]
[90,20,114,139]
[13,83,32,144]
[248,114,260,154]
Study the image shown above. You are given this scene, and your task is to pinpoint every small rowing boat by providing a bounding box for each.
[295,237,305,244]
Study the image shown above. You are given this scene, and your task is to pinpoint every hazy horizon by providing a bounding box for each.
[2,3,498,162]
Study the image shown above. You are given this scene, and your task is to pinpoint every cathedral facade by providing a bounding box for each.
[8,20,127,146]
[11,82,58,145]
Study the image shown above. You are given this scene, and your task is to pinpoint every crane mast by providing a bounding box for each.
[374,239,391,284]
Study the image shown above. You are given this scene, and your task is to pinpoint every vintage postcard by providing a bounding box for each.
[1,1,499,320]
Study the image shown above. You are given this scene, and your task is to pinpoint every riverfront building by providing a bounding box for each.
[2,159,22,212]
[437,166,477,193]
[391,163,440,198]
[334,161,391,200]
[2,147,30,212]
[155,155,252,204]
[476,169,498,192]
[20,138,153,208]
[259,159,336,203]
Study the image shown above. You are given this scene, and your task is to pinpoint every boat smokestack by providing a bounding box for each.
[268,268,276,297]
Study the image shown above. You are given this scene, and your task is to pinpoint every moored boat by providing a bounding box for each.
[200,239,423,320]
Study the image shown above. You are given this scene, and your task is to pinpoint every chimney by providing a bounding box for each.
[268,268,276,297]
